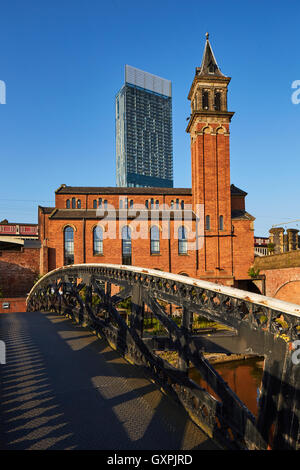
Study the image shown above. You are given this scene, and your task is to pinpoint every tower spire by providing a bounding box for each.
[198,33,224,76]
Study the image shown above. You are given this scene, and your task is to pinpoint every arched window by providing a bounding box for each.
[208,61,216,74]
[71,198,76,209]
[202,90,209,110]
[64,226,74,265]
[219,215,224,231]
[93,200,97,209]
[145,200,149,209]
[176,198,179,209]
[214,92,221,111]
[150,198,154,209]
[178,226,188,255]
[150,226,160,254]
[206,215,211,231]
[93,226,103,255]
[170,200,174,209]
[77,199,81,209]
[66,199,70,209]
[155,200,159,210]
[122,226,132,265]
[98,198,102,208]
[130,199,134,208]
[181,200,184,210]
[119,199,123,209]
[104,200,108,209]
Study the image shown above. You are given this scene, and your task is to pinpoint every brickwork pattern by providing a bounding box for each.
[0,248,40,297]
[0,311,218,450]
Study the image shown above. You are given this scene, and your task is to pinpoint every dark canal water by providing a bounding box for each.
[189,356,264,416]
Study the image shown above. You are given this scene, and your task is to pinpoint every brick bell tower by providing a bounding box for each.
[187,33,235,284]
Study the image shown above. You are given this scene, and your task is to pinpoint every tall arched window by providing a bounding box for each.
[77,199,81,209]
[219,215,224,231]
[104,200,108,209]
[64,226,74,265]
[155,200,159,210]
[170,200,174,209]
[176,198,179,209]
[178,226,188,255]
[93,226,103,255]
[181,200,184,210]
[66,199,70,209]
[122,226,132,265]
[98,198,102,208]
[206,215,211,231]
[93,200,97,209]
[150,226,160,254]
[71,198,76,209]
[202,90,209,110]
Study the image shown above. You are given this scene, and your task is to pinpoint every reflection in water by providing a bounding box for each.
[189,356,264,416]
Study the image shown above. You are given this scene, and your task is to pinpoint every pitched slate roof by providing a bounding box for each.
[231,210,255,221]
[55,184,248,198]
[230,184,248,196]
[49,209,196,221]
[197,33,225,77]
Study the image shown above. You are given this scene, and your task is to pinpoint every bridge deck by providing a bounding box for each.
[0,311,219,451]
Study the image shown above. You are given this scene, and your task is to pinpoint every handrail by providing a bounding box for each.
[27,263,300,317]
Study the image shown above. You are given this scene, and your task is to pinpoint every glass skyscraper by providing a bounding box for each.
[116,65,173,188]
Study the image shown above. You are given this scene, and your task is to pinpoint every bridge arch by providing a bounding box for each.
[275,280,300,304]
[26,263,300,451]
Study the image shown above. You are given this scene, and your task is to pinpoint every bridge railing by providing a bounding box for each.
[27,264,300,450]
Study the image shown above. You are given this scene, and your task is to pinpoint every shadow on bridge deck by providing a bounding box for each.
[0,311,220,451]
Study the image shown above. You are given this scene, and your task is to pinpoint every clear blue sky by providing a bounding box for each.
[0,0,299,236]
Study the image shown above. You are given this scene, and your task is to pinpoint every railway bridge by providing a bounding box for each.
[2,264,300,451]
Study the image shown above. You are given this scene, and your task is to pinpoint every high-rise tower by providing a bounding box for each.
[116,65,173,188]
[187,33,235,279]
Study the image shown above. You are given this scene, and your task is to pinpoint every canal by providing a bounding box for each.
[189,356,264,416]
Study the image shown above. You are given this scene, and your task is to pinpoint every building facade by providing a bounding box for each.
[254,236,269,257]
[39,35,255,288]
[0,220,40,298]
[116,65,173,188]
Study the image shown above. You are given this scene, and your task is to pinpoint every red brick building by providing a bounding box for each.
[0,220,40,300]
[38,35,255,288]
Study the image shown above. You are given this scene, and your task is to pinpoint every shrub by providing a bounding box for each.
[248,266,260,278]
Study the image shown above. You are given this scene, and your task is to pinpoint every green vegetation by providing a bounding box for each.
[143,313,229,336]
[259,315,268,325]
[267,242,275,254]
[117,297,131,313]
[248,266,260,278]
[34,273,44,285]
[79,286,101,306]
